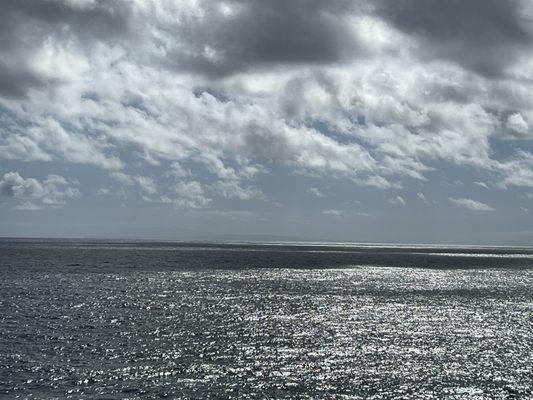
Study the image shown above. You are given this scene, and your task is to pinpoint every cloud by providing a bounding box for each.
[322,208,371,217]
[506,113,530,136]
[167,162,191,179]
[0,172,44,198]
[0,171,80,208]
[172,180,212,209]
[1,0,533,207]
[307,187,324,197]
[0,114,123,170]
[474,182,489,189]
[164,0,364,77]
[211,180,264,200]
[322,209,344,217]
[449,197,495,212]
[13,201,43,211]
[497,151,533,188]
[0,0,134,98]
[110,173,158,198]
[374,0,532,77]
[388,195,406,207]
[135,176,157,196]
[110,172,134,186]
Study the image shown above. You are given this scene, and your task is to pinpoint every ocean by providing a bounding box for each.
[1,239,532,399]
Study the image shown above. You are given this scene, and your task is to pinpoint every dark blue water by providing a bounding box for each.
[1,239,532,399]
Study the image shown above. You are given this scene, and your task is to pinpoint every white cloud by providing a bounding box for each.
[135,176,157,196]
[172,180,211,209]
[506,113,530,136]
[322,208,371,217]
[388,195,406,207]
[0,117,123,170]
[449,197,494,212]
[0,172,45,199]
[322,209,344,217]
[13,201,43,211]
[307,187,324,197]
[497,151,533,188]
[211,180,264,200]
[168,162,190,179]
[0,171,80,209]
[110,172,134,186]
[416,192,428,203]
[111,173,158,198]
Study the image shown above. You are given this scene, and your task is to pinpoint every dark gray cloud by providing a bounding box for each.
[0,64,46,99]
[0,0,134,98]
[374,0,532,77]
[1,0,133,41]
[2,0,531,97]
[167,0,363,77]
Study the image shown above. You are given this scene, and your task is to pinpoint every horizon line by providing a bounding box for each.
[1,235,533,250]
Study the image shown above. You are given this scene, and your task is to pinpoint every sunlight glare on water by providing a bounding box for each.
[1,241,532,399]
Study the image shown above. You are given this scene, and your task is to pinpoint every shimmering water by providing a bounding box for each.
[1,240,532,399]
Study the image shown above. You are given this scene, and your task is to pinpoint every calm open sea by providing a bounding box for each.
[1,239,532,399]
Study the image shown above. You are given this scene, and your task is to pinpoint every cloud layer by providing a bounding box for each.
[1,0,533,214]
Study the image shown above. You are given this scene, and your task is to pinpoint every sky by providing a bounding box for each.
[2,0,533,245]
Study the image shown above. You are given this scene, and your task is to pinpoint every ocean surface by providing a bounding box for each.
[1,239,532,399]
